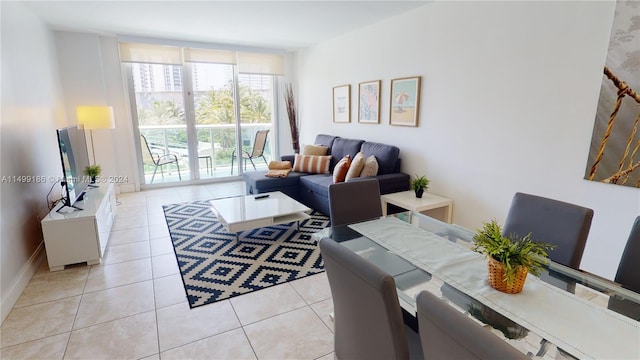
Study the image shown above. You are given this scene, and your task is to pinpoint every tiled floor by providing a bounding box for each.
[0,181,335,360]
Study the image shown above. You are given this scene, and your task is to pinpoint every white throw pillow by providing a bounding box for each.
[359,155,379,177]
[345,152,365,181]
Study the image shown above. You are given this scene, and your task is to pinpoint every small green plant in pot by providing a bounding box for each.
[84,165,101,184]
[472,219,555,294]
[410,174,429,198]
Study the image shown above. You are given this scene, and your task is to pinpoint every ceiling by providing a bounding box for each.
[23,1,429,51]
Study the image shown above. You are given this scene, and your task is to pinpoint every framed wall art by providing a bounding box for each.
[358,80,381,124]
[333,84,351,123]
[389,76,421,127]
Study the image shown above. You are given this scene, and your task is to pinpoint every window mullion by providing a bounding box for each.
[182,62,199,180]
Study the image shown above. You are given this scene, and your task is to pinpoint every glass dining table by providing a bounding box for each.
[322,211,640,360]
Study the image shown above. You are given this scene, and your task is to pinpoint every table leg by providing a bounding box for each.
[381,199,388,216]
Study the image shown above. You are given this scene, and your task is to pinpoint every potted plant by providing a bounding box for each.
[410,174,429,198]
[472,220,555,294]
[84,165,101,184]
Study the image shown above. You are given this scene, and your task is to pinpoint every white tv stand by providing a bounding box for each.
[41,183,116,271]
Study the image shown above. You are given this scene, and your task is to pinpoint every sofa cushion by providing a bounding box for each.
[361,142,400,175]
[333,155,351,183]
[314,134,339,152]
[243,171,306,201]
[292,154,331,174]
[346,152,365,181]
[300,174,334,197]
[243,170,303,188]
[330,138,365,169]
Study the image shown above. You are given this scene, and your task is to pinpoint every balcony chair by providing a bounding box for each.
[328,178,382,227]
[608,216,640,319]
[319,237,422,360]
[231,129,269,175]
[416,291,528,360]
[140,134,182,184]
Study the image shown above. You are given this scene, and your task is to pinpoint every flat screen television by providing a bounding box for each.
[56,125,91,210]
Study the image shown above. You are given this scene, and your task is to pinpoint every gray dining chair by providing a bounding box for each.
[608,216,640,319]
[614,216,640,292]
[503,192,594,269]
[416,291,528,360]
[319,237,417,360]
[328,178,382,226]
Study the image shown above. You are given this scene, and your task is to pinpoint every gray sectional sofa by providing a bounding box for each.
[243,134,410,216]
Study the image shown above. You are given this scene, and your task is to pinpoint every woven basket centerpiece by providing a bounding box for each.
[487,256,528,294]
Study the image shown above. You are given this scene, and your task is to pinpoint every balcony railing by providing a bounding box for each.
[139,123,272,182]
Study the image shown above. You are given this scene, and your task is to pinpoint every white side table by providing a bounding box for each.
[381,191,453,223]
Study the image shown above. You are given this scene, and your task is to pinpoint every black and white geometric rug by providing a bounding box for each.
[163,199,330,309]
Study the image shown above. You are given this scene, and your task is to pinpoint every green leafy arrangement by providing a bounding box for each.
[410,174,429,191]
[84,165,101,177]
[472,219,555,285]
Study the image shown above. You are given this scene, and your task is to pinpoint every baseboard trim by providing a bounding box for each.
[1,242,46,325]
[117,183,136,194]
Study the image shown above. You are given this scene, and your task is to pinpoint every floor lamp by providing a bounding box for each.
[76,106,116,165]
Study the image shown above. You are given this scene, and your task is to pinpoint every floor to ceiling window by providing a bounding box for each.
[120,43,283,186]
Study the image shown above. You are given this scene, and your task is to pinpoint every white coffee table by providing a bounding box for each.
[381,191,453,223]
[210,191,311,239]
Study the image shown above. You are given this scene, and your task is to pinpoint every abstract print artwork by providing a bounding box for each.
[585,1,640,188]
[358,80,381,124]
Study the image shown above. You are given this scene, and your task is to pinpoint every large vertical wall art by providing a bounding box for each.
[585,1,640,188]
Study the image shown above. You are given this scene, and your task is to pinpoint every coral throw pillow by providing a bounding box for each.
[345,152,365,181]
[292,154,331,174]
[359,155,379,177]
[333,155,351,183]
[302,144,329,156]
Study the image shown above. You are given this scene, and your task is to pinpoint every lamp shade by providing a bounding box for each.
[76,106,115,130]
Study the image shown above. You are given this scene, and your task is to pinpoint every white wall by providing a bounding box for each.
[297,1,639,278]
[54,32,137,193]
[0,2,67,322]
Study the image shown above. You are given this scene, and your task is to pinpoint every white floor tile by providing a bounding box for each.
[153,273,187,309]
[160,328,256,360]
[14,266,89,308]
[0,296,80,348]
[65,311,158,359]
[0,332,69,360]
[244,307,334,360]
[150,236,174,256]
[101,241,150,265]
[156,300,241,352]
[230,283,307,325]
[108,227,150,246]
[151,253,180,278]
[149,223,170,239]
[74,281,155,329]
[85,258,152,293]
[290,272,332,305]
